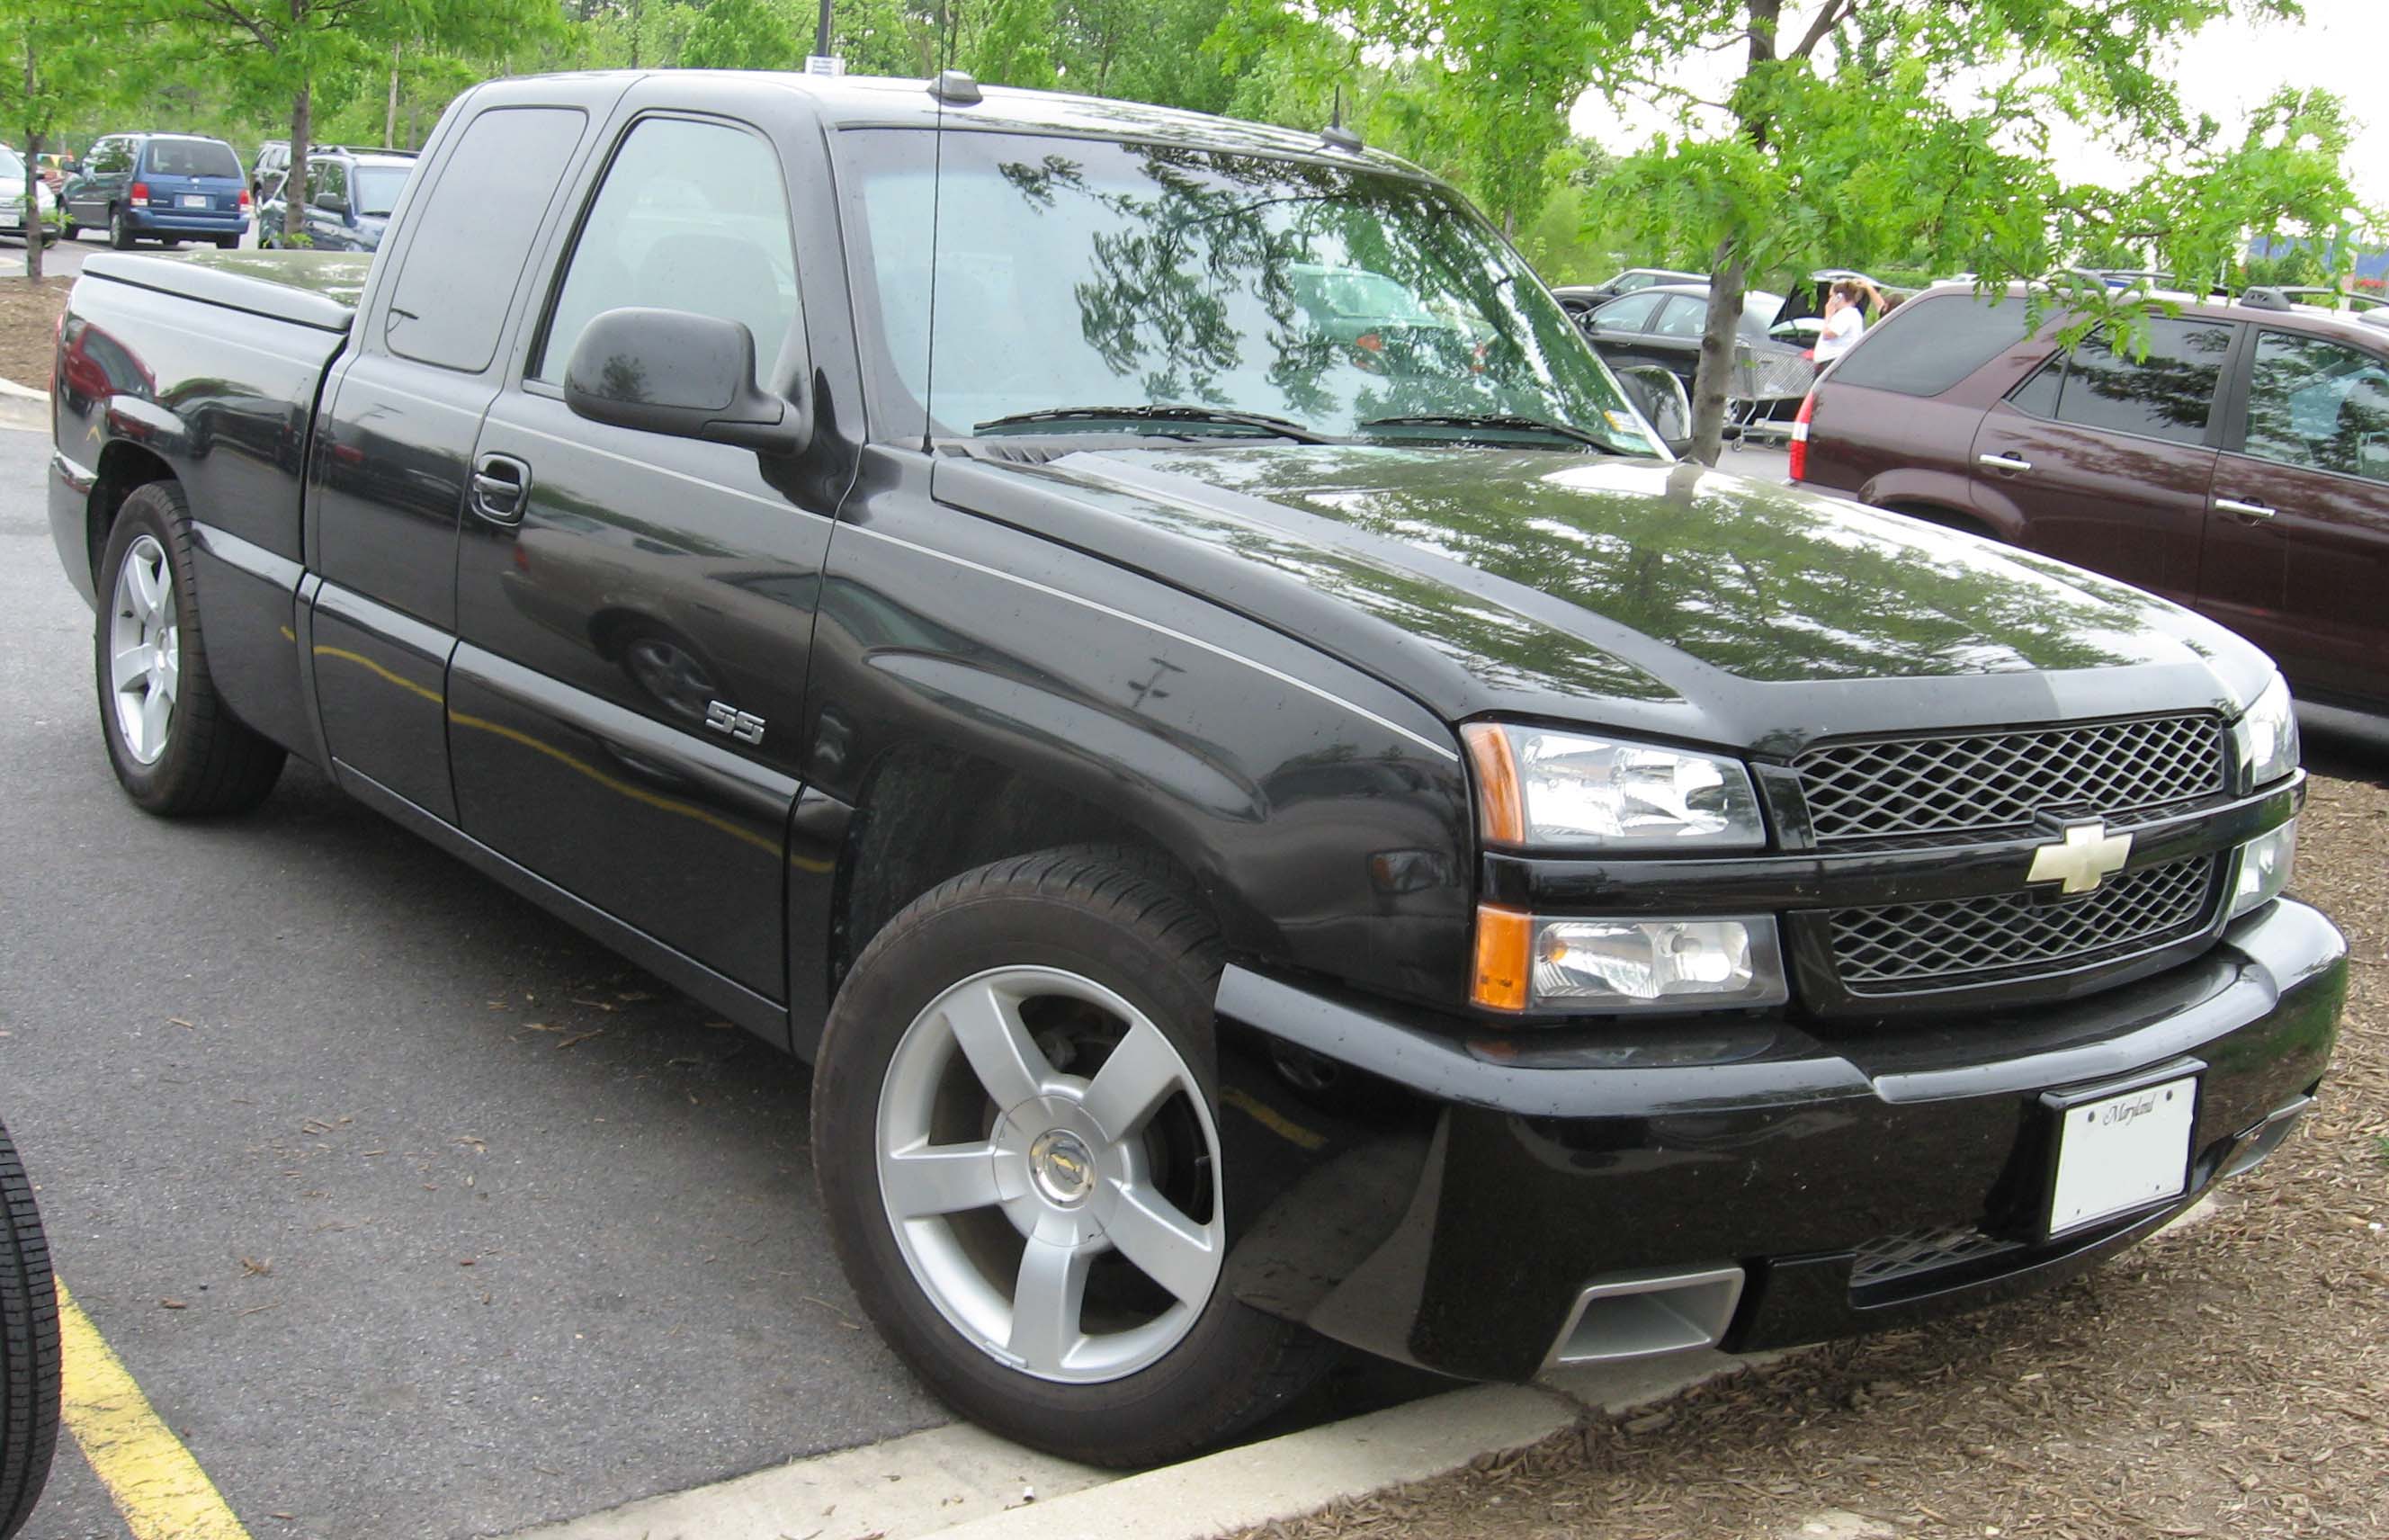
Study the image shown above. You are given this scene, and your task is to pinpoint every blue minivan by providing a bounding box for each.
[62,133,250,249]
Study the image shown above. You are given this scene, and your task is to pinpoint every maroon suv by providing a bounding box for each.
[1794,285,2389,712]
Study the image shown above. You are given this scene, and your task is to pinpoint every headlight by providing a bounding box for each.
[1473,909,1788,1012]
[2232,672,2299,789]
[1462,723,1766,850]
[2230,819,2296,919]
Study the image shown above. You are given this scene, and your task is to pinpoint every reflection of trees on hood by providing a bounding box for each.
[1115,448,2194,692]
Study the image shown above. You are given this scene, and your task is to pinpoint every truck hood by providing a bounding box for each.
[950,443,2269,752]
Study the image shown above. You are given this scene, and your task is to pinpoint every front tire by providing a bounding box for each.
[94,481,286,815]
[813,848,1329,1467]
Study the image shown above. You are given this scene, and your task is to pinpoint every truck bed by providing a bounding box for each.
[80,248,370,334]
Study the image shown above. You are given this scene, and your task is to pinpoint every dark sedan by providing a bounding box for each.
[1551,266,1706,315]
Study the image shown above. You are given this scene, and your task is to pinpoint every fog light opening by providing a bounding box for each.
[2221,1096,2313,1180]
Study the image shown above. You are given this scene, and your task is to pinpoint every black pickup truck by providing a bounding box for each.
[45,69,2343,1467]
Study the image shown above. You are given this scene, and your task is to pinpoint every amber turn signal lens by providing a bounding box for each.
[1460,722,1525,846]
[1472,903,1531,1013]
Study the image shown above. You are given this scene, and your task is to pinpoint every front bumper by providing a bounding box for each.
[1212,898,2345,1382]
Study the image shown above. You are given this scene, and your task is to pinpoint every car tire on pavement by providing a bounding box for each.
[94,480,286,816]
[106,205,132,250]
[0,1115,60,1540]
[812,847,1331,1468]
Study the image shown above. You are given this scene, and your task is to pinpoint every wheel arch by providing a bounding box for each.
[86,440,178,591]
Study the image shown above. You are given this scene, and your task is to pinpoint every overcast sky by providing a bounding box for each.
[1571,0,2389,213]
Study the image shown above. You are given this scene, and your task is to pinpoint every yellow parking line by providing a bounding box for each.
[56,1279,253,1540]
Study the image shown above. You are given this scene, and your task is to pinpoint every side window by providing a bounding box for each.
[309,159,348,206]
[2026,318,2235,445]
[1591,291,1664,333]
[2243,329,2389,484]
[532,117,798,385]
[92,139,130,175]
[1652,294,1706,337]
[1835,293,2038,398]
[382,107,588,374]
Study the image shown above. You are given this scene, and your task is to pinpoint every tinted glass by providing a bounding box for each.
[2242,329,2389,483]
[845,130,1648,452]
[353,166,411,217]
[1653,294,1706,337]
[1591,291,1665,332]
[2008,354,2062,417]
[146,139,241,179]
[1836,292,2037,398]
[90,139,131,175]
[534,118,797,385]
[384,108,586,373]
[2044,318,2233,443]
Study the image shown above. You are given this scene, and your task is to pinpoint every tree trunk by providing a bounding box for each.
[285,81,310,240]
[385,40,400,148]
[21,39,40,282]
[1687,243,1747,464]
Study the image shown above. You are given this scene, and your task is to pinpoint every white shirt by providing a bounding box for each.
[1813,305,1866,362]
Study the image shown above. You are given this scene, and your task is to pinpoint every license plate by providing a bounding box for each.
[179,194,209,209]
[2047,1074,2197,1235]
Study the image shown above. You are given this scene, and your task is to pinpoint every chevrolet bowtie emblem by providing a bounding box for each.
[2027,820,2134,895]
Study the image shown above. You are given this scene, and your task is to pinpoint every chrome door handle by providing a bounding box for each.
[1976,452,2033,472]
[2215,497,2277,521]
[470,453,532,524]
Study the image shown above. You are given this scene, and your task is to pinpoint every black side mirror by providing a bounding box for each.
[317,194,348,218]
[565,307,810,456]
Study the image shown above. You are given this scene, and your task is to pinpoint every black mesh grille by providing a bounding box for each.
[1849,1225,2023,1291]
[1830,854,2217,992]
[1796,715,2226,845]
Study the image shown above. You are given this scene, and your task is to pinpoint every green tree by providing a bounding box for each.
[682,0,794,68]
[4,0,134,278]
[1223,0,2374,463]
[152,0,556,239]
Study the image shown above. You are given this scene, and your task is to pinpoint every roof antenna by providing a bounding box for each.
[1321,86,1363,153]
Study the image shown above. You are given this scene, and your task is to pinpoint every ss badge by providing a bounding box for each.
[704,700,766,746]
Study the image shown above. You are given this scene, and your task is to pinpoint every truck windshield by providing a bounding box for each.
[844,129,1651,452]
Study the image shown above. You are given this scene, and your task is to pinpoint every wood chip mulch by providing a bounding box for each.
[0,271,71,390]
[1248,748,2388,1540]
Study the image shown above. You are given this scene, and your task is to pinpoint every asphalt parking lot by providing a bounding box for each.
[0,421,950,1536]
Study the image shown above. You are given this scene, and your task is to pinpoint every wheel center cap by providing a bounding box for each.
[1027,1128,1096,1206]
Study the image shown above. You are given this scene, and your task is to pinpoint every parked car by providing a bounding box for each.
[1550,266,1706,315]
[59,133,250,249]
[0,144,59,246]
[1794,282,2389,713]
[255,146,416,252]
[46,69,2340,1469]
[252,139,289,200]
[1578,282,1814,423]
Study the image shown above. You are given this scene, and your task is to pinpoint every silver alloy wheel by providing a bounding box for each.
[108,533,178,766]
[875,965,1226,1384]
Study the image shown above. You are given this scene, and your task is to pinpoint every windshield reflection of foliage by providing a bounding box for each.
[975,140,1625,441]
[1119,448,2192,686]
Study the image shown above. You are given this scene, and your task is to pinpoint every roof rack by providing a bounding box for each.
[2240,287,2295,313]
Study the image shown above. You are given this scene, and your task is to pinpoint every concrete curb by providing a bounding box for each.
[495,1349,1775,1540]
[0,374,45,401]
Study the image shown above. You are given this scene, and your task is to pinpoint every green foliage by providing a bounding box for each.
[683,0,795,69]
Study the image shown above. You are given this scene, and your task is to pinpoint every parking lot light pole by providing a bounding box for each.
[817,0,832,57]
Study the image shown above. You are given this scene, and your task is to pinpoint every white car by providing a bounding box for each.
[0,143,59,245]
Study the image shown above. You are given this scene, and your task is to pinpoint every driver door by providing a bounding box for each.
[448,109,835,1006]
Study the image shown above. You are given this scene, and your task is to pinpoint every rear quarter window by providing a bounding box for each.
[1829,291,2036,397]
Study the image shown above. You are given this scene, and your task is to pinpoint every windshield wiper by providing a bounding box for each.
[973,404,1335,443]
[1359,413,1624,452]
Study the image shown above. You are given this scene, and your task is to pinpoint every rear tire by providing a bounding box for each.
[813,847,1330,1467]
[0,1117,60,1540]
[106,205,131,250]
[94,481,286,816]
